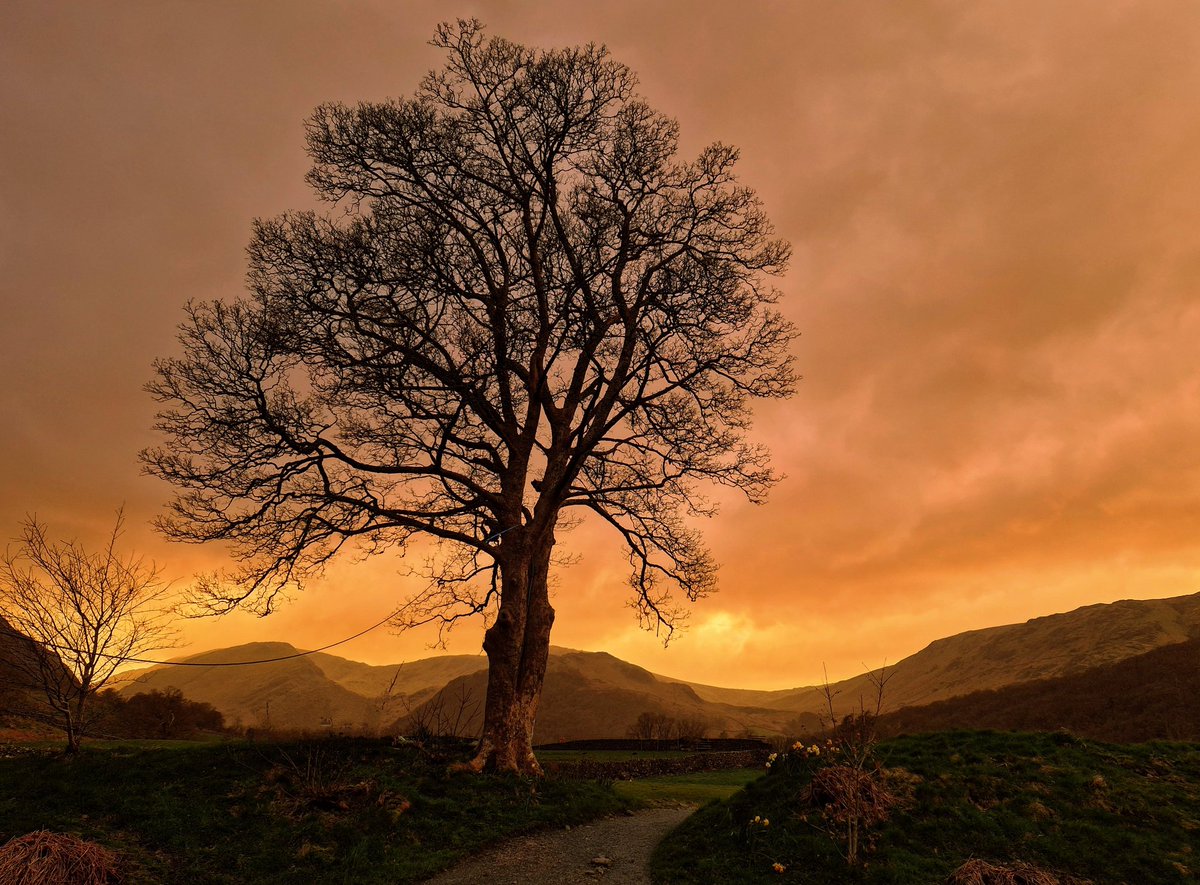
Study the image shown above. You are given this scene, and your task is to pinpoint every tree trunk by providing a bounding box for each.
[467,534,556,775]
[63,710,80,755]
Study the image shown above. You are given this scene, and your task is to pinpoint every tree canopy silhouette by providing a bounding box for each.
[143,19,795,773]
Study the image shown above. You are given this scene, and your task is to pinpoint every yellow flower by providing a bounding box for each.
[773,862,786,873]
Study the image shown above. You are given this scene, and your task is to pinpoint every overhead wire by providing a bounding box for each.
[0,607,402,668]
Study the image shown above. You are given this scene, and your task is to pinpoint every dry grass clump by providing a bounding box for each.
[0,830,123,884]
[947,858,1091,885]
[806,764,900,828]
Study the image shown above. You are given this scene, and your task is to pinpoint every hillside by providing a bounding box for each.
[756,591,1200,718]
[0,615,73,731]
[118,643,387,731]
[876,637,1200,742]
[398,650,803,743]
[653,731,1200,884]
[308,651,486,700]
[115,591,1200,738]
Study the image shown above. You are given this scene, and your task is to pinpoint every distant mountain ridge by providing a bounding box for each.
[116,591,1200,738]
[754,591,1200,718]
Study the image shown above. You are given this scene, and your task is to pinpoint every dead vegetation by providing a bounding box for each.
[0,830,123,884]
[947,858,1093,885]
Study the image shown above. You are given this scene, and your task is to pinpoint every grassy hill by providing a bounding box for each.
[877,638,1200,743]
[118,643,386,732]
[0,615,75,737]
[396,650,793,743]
[117,644,491,733]
[653,730,1200,884]
[728,591,1200,720]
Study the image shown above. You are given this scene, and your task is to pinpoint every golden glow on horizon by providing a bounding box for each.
[3,1,1200,691]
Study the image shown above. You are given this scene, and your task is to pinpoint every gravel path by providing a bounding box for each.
[423,805,696,885]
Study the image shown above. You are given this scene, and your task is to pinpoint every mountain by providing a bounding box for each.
[118,590,1200,738]
[392,649,794,744]
[875,637,1200,743]
[118,642,488,732]
[0,615,74,735]
[686,591,1200,719]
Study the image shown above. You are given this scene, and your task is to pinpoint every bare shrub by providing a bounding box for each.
[0,830,123,884]
[806,763,899,832]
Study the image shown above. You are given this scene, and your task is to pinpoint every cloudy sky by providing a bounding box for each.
[3,1,1199,689]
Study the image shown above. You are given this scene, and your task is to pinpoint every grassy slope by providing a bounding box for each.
[877,638,1200,743]
[652,731,1200,884]
[0,738,631,884]
[764,592,1200,717]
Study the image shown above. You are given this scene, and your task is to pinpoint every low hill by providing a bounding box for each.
[117,643,491,732]
[396,650,796,743]
[118,643,385,731]
[877,637,1200,743]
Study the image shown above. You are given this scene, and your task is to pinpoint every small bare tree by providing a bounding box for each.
[0,510,176,753]
[808,664,896,866]
[402,681,481,745]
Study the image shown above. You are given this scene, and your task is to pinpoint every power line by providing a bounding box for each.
[0,608,402,668]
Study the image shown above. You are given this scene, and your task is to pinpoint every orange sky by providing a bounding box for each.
[3,1,1200,690]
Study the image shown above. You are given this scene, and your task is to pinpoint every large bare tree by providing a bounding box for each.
[143,20,794,774]
[0,511,176,753]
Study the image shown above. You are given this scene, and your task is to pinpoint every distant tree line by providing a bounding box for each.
[93,688,226,740]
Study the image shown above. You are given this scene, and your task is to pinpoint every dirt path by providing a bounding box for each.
[423,805,696,885]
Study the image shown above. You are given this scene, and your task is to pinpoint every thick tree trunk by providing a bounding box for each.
[467,534,556,775]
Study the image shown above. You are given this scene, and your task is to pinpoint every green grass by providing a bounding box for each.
[537,749,694,763]
[615,768,764,804]
[0,737,633,884]
[652,731,1200,884]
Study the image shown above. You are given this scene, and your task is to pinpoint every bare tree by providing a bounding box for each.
[0,510,176,753]
[813,664,895,866]
[674,715,710,743]
[627,711,676,743]
[142,20,794,774]
[401,681,481,745]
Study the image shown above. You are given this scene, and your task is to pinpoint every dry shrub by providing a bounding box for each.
[0,830,123,884]
[806,764,899,828]
[947,858,1092,885]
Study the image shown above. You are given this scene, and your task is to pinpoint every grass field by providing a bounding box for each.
[536,748,696,763]
[651,730,1200,884]
[614,767,763,804]
[0,737,633,884]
